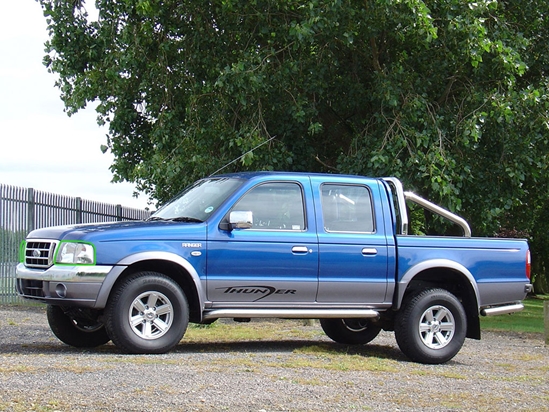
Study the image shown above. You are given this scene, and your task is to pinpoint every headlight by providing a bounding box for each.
[55,241,95,265]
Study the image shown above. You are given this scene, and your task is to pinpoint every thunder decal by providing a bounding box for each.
[217,285,297,302]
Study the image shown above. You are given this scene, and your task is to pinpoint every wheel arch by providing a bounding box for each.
[95,252,205,323]
[395,259,481,339]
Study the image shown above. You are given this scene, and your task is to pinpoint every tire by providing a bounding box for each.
[47,305,110,348]
[105,272,189,354]
[395,288,467,364]
[320,318,382,345]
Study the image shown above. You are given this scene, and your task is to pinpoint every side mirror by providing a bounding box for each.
[229,211,253,230]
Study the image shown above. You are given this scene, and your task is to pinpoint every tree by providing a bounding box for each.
[39,0,549,292]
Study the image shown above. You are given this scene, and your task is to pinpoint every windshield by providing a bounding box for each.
[151,177,243,222]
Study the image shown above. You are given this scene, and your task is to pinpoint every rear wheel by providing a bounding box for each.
[395,288,467,364]
[47,305,110,348]
[320,318,381,344]
[105,272,189,354]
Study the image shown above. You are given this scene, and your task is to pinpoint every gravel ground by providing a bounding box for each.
[0,305,548,412]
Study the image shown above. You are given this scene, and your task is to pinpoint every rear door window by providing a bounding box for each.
[320,184,374,233]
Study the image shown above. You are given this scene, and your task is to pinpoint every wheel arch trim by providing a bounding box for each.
[395,259,480,311]
[94,252,205,312]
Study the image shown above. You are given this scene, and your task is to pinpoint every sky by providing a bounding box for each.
[0,2,150,210]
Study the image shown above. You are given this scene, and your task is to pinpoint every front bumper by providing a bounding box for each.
[16,263,113,307]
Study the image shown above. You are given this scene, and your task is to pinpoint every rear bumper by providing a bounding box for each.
[478,282,532,316]
[477,281,532,307]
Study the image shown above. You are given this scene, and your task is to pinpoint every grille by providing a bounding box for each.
[17,279,45,298]
[25,240,58,268]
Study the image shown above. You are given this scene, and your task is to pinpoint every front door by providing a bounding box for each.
[207,179,318,306]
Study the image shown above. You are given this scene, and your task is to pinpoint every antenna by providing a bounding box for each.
[209,135,277,177]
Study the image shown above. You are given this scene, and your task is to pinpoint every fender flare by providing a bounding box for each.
[94,251,206,311]
[395,259,480,311]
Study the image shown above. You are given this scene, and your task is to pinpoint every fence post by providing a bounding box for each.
[27,188,35,232]
[543,300,549,346]
[0,184,3,223]
[116,204,123,221]
[76,197,83,224]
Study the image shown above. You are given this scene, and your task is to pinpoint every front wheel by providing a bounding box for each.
[105,272,189,354]
[320,318,382,344]
[395,288,467,364]
[47,305,110,348]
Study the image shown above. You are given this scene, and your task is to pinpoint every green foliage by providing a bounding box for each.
[39,0,549,290]
[480,297,548,334]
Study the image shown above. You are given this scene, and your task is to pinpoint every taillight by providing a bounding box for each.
[526,250,531,280]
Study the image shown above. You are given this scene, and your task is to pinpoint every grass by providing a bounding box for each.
[182,320,401,373]
[185,344,400,373]
[290,344,399,372]
[0,399,68,412]
[480,296,548,334]
[185,319,322,343]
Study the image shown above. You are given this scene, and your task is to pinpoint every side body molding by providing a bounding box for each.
[395,259,481,311]
[94,251,206,310]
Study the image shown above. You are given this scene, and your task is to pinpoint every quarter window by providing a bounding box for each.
[232,182,305,230]
[321,185,374,233]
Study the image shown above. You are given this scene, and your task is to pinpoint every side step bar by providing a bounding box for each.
[480,303,524,317]
[203,309,380,321]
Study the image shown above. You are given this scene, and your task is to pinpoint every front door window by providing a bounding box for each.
[232,182,305,231]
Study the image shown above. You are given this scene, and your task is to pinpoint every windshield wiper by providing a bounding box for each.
[170,216,203,223]
[146,216,203,223]
[146,216,168,222]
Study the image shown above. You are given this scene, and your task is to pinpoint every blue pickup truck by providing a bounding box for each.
[16,172,532,364]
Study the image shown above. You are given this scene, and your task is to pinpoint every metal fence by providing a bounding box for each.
[0,183,151,304]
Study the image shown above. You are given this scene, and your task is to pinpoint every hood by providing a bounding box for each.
[27,220,207,243]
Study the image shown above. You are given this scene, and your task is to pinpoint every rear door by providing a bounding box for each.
[312,177,390,305]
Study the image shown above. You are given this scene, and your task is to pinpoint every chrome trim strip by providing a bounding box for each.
[202,308,380,320]
[16,263,112,282]
[404,191,472,237]
[480,303,524,316]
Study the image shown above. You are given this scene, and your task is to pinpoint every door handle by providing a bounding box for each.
[292,246,310,254]
[361,248,378,256]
